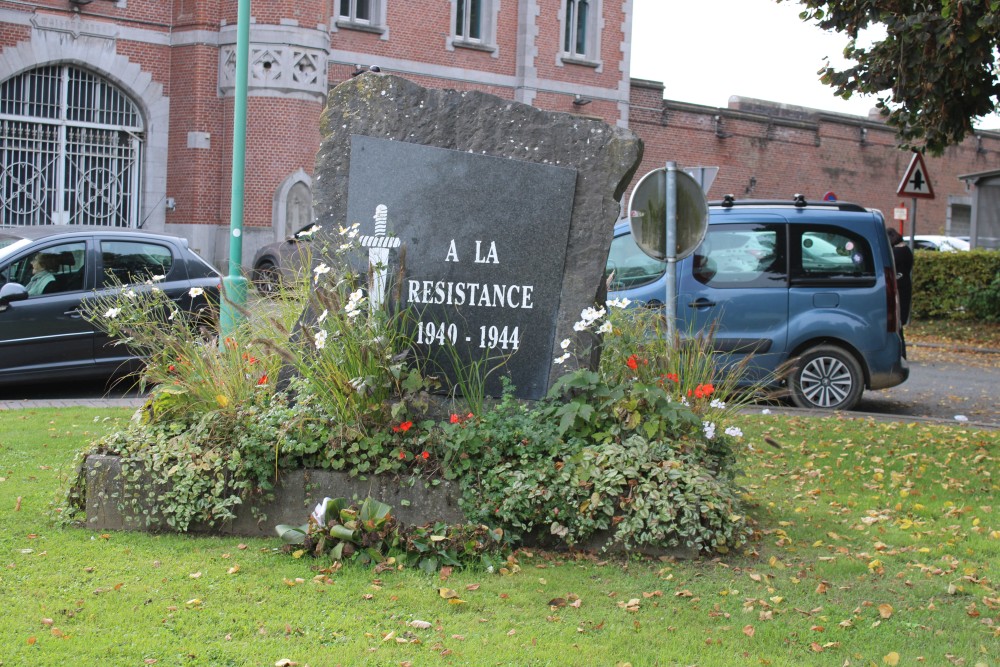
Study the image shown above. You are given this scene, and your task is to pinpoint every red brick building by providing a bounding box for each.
[2,1,997,269]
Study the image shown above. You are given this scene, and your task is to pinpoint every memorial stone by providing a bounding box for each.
[312,73,643,398]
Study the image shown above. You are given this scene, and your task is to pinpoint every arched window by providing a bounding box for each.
[1,65,144,227]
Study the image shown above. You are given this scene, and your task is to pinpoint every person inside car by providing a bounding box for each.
[25,253,60,296]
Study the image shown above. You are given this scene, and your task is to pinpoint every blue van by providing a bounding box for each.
[606,196,909,411]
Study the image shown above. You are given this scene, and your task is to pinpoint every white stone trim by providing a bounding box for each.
[272,169,313,242]
[218,24,330,102]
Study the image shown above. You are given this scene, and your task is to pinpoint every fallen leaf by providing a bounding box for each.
[883,652,900,666]
[189,572,202,579]
[465,583,480,591]
[439,566,453,580]
[227,565,240,575]
[438,588,459,599]
[407,620,432,630]
[548,598,567,608]
[274,660,298,667]
[878,604,894,619]
[742,625,755,637]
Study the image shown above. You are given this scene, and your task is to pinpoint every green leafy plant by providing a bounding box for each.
[276,497,510,572]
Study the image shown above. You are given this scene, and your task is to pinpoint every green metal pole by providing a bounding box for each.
[220,0,251,337]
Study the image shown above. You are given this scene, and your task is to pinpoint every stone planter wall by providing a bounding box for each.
[83,454,465,537]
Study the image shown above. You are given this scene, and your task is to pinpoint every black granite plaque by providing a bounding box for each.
[346,135,577,400]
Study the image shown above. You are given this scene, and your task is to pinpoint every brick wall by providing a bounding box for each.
[629,81,1000,234]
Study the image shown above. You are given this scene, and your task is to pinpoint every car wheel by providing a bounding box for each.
[253,260,281,296]
[789,345,864,411]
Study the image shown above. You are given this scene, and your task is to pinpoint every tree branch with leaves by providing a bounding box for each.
[784,0,1000,154]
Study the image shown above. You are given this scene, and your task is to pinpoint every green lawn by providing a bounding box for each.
[1,408,997,666]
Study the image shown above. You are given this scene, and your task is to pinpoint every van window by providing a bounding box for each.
[693,224,785,288]
[792,226,874,285]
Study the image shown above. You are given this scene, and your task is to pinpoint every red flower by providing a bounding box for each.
[392,421,413,433]
[692,383,715,399]
[224,337,237,349]
[168,364,176,372]
[420,451,430,460]
[626,354,639,370]
[398,451,406,460]
[257,375,268,386]
[242,352,258,364]
[450,414,460,424]
[664,373,679,383]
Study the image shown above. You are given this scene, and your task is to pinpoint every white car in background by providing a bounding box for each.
[905,235,970,252]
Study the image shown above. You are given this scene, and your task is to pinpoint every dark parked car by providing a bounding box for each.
[251,223,320,295]
[607,196,909,411]
[0,225,220,387]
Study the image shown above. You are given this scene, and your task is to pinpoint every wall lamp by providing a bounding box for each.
[69,0,94,5]
[859,127,868,145]
[572,95,592,106]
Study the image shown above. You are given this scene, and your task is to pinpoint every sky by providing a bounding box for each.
[629,0,883,118]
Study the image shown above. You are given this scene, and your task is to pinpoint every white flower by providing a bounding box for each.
[104,307,121,319]
[573,320,587,332]
[124,289,137,299]
[313,263,331,284]
[314,329,328,350]
[724,426,743,438]
[151,275,165,282]
[188,287,204,297]
[597,321,613,334]
[606,297,631,309]
[560,338,572,350]
[553,352,571,365]
[703,421,716,440]
[168,309,176,320]
[710,398,727,409]
[317,309,328,324]
[296,225,321,238]
[311,497,332,524]
[344,289,365,319]
[338,242,352,251]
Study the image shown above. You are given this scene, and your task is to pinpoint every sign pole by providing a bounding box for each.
[665,161,677,339]
[909,197,917,251]
[219,0,251,338]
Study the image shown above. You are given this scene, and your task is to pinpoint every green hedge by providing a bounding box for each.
[910,250,1000,320]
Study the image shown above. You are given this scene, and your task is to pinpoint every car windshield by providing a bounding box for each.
[0,236,31,263]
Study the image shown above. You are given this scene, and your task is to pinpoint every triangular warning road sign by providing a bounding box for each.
[896,152,935,199]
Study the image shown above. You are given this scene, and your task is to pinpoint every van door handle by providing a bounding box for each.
[688,298,716,308]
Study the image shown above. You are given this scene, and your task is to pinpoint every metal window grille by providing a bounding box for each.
[1,65,144,227]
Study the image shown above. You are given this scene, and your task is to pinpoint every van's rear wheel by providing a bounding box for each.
[789,345,864,411]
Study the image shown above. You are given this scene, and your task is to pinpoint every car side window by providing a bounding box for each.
[3,242,87,297]
[792,226,874,284]
[100,240,175,287]
[605,232,666,290]
[693,224,786,288]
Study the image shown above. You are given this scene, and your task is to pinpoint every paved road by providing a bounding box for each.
[1,345,997,427]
